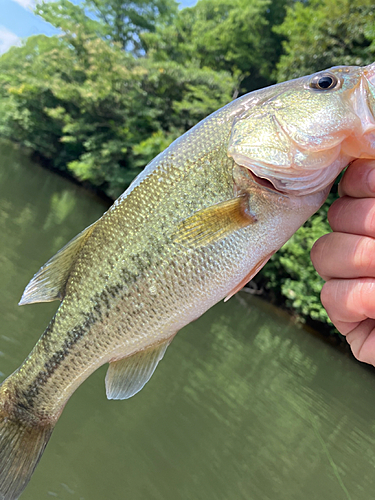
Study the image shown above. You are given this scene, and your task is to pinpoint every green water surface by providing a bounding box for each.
[0,140,375,500]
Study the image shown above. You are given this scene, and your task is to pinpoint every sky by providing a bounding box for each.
[0,0,197,54]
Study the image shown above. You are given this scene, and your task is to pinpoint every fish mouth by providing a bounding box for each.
[232,153,346,197]
[245,169,287,194]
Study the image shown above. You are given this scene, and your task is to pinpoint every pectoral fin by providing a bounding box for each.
[173,195,256,247]
[105,338,173,400]
[19,222,97,305]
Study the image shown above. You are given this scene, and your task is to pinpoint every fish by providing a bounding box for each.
[1,62,375,500]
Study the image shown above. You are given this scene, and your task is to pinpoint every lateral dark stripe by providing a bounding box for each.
[19,307,102,409]
[18,248,162,410]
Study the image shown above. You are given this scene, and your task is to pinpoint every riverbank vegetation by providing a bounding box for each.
[1,0,375,331]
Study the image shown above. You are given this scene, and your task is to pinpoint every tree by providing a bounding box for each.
[0,7,235,198]
[0,35,67,160]
[275,0,375,82]
[36,0,178,53]
[143,0,293,93]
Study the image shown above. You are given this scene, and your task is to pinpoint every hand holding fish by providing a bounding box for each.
[311,159,375,364]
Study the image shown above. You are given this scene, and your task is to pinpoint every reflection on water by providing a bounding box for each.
[1,140,375,500]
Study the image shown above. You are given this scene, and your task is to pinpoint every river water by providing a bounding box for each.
[1,140,375,500]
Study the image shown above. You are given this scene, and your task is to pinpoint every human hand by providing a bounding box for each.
[311,160,375,365]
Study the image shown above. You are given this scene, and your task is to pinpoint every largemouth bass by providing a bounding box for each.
[1,63,375,500]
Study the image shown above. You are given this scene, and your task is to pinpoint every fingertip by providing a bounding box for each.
[310,235,322,264]
[320,279,334,311]
[339,159,375,198]
[310,234,331,280]
[330,319,361,336]
[346,318,375,364]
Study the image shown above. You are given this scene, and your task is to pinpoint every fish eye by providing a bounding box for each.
[309,72,341,91]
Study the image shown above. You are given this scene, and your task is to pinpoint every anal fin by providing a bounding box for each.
[105,338,173,400]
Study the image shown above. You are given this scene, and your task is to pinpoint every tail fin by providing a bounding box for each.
[0,401,54,500]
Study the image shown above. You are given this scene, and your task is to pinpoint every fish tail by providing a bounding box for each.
[0,383,55,500]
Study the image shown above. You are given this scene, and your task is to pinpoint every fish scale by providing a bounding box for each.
[1,62,375,500]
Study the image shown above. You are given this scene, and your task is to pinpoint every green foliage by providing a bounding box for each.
[35,0,105,39]
[0,36,67,158]
[275,0,375,81]
[37,0,178,53]
[143,0,293,93]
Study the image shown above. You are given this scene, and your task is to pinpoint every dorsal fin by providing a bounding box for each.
[19,222,97,306]
[105,338,173,400]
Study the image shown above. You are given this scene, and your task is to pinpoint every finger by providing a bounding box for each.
[327,319,361,336]
[338,159,375,198]
[310,235,330,281]
[327,197,375,237]
[320,278,375,324]
[346,318,375,365]
[311,232,375,280]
